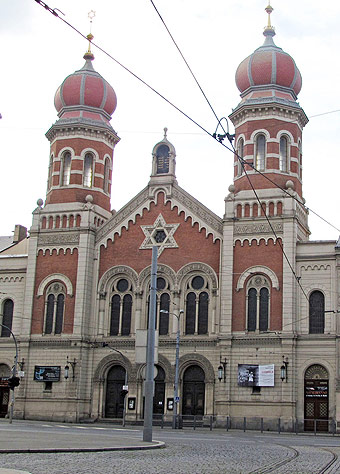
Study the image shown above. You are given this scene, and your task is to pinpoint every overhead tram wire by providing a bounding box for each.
[34,0,339,304]
[33,0,340,234]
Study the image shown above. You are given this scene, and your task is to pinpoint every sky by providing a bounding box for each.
[1,0,340,240]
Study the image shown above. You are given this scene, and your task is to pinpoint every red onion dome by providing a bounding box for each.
[54,51,117,125]
[235,8,302,97]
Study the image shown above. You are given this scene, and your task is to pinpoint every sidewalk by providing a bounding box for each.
[0,420,164,454]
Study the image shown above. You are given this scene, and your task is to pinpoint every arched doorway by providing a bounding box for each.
[105,365,126,418]
[304,364,329,432]
[182,365,205,417]
[0,364,11,418]
[153,366,165,415]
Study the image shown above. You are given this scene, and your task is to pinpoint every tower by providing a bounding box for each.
[221,4,309,339]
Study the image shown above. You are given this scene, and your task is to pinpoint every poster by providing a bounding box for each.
[238,364,274,387]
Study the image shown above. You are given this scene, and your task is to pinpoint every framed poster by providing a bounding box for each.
[34,366,61,382]
[238,364,274,387]
[128,397,136,410]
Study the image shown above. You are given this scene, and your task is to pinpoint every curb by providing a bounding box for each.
[0,441,165,454]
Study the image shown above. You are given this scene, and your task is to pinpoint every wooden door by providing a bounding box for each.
[105,365,126,418]
[304,379,328,432]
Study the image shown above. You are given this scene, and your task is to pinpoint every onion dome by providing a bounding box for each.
[54,35,117,128]
[235,4,302,98]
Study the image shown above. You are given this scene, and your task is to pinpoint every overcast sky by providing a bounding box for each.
[1,0,340,240]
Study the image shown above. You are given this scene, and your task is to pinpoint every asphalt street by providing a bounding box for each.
[1,421,340,473]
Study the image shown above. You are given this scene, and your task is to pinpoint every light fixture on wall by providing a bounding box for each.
[64,356,77,381]
[218,356,228,383]
[280,356,289,383]
[18,358,25,371]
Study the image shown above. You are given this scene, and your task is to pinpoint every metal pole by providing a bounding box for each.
[0,324,18,424]
[143,246,157,442]
[173,312,181,429]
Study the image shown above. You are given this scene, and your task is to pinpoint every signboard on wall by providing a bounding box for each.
[34,366,61,382]
[238,364,274,387]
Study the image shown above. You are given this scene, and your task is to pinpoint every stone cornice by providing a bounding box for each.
[45,122,120,147]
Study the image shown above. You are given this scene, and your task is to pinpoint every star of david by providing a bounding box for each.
[140,214,179,256]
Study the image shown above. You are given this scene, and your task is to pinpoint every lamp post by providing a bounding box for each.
[0,323,19,424]
[160,309,184,429]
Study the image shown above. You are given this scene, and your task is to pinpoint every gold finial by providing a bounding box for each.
[263,2,275,38]
[84,10,96,60]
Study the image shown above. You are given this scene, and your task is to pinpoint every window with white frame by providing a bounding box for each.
[110,278,132,336]
[104,157,110,193]
[44,283,65,334]
[309,290,324,334]
[60,151,71,186]
[255,134,266,170]
[185,275,209,335]
[84,152,94,187]
[247,275,270,332]
[237,138,244,176]
[279,136,289,172]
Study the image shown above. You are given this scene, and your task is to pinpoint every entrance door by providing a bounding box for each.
[304,364,329,432]
[105,365,126,418]
[304,379,328,431]
[182,365,205,417]
[0,387,9,418]
[153,366,165,415]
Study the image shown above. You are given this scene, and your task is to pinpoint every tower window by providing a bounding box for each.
[309,291,324,334]
[44,283,65,335]
[84,153,94,187]
[48,155,54,190]
[237,138,244,176]
[255,134,266,170]
[104,157,110,193]
[279,136,288,172]
[246,276,270,332]
[156,145,170,174]
[61,152,71,186]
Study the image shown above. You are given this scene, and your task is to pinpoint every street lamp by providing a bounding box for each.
[280,356,289,383]
[64,356,77,381]
[218,356,228,383]
[160,309,184,429]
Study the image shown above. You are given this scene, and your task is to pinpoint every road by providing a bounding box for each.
[1,421,340,473]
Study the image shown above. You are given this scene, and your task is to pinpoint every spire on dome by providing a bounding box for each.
[263,2,275,40]
[83,10,96,61]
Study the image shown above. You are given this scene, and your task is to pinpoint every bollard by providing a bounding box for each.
[278,418,281,434]
[314,419,317,436]
[226,416,229,431]
[261,417,263,433]
[161,414,164,429]
[295,419,298,435]
[210,416,213,431]
[243,417,246,432]
[194,415,196,431]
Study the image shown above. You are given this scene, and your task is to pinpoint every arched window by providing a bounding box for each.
[247,275,270,332]
[309,291,324,334]
[104,157,110,193]
[44,283,65,334]
[84,153,94,187]
[298,141,302,179]
[61,151,71,186]
[255,134,266,170]
[156,145,170,174]
[237,138,244,176]
[279,136,288,172]
[146,277,171,335]
[1,299,14,337]
[185,276,209,335]
[48,155,54,190]
[110,278,133,336]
